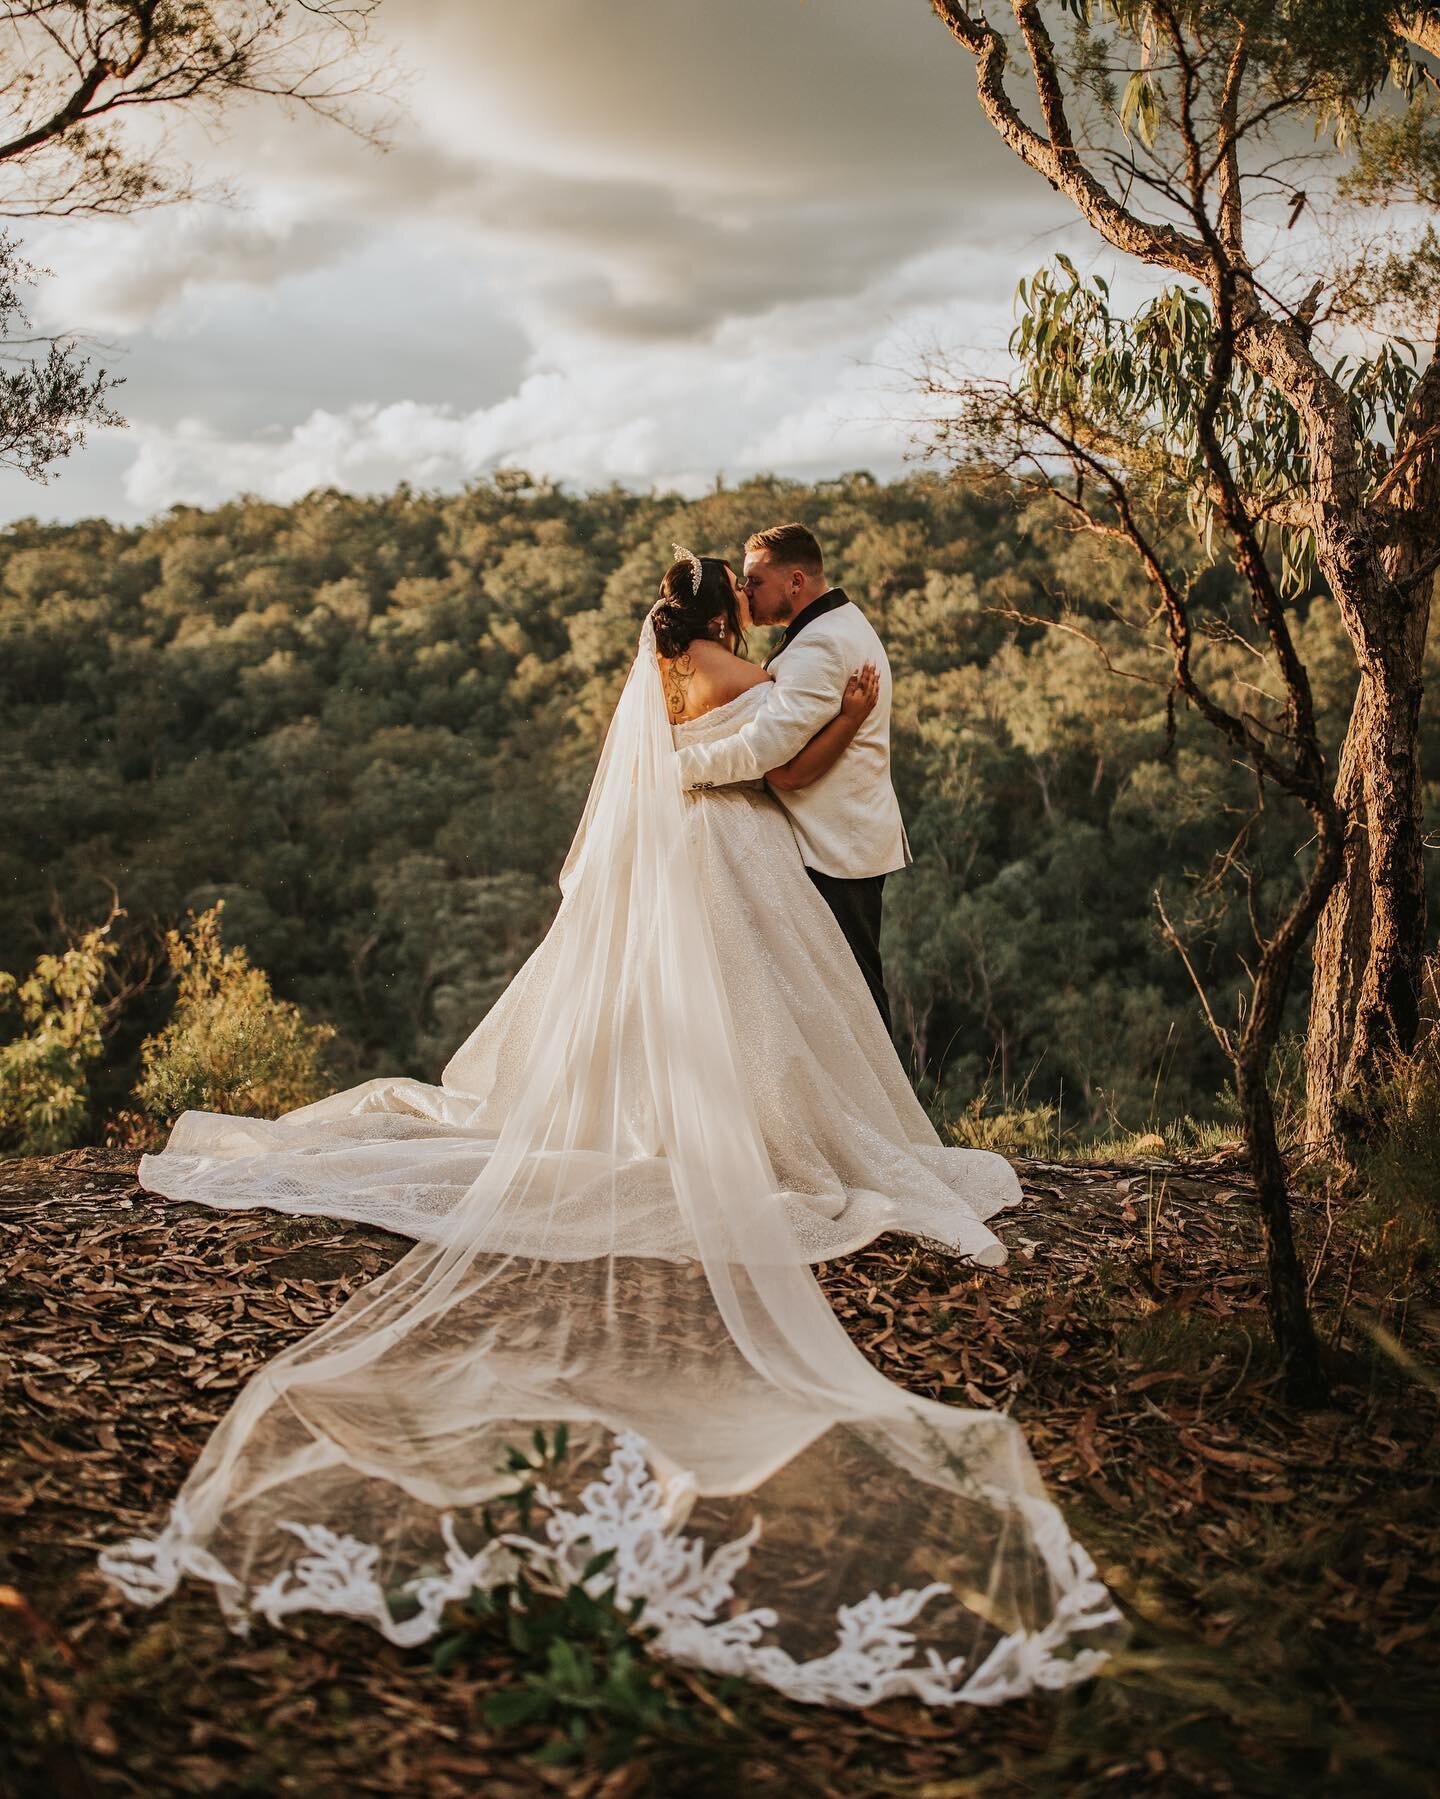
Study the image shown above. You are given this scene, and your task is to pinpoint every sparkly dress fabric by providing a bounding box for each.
[101,623,1122,1708]
[137,683,1020,1266]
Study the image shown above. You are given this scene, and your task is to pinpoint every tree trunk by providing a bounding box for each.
[1306,576,1433,1151]
[1236,1049,1328,1402]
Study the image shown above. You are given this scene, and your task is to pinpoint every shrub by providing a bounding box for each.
[134,901,335,1124]
[0,923,116,1156]
[947,1084,1059,1156]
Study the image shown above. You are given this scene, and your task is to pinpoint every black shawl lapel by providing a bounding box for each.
[763,588,851,669]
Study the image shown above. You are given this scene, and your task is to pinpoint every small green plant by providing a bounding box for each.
[435,1560,670,1768]
[1207,1030,1309,1155]
[428,1426,748,1777]
[947,1084,1059,1156]
[134,901,335,1123]
[0,919,117,1155]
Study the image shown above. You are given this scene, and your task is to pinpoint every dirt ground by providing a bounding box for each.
[2,1147,1436,1796]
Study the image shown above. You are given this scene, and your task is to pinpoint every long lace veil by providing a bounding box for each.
[99,613,1123,1706]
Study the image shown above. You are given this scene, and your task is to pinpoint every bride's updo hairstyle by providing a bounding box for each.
[653,556,745,659]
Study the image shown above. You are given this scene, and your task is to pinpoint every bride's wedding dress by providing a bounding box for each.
[99,615,1123,1709]
[138,682,1018,1267]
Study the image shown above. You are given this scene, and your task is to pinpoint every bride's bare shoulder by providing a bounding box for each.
[687,639,771,705]
[655,638,771,723]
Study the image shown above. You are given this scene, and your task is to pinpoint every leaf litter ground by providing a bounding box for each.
[2,1148,1436,1796]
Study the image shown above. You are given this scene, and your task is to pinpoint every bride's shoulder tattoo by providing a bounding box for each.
[663,651,696,722]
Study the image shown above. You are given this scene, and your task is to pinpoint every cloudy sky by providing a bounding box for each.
[2,0,1084,527]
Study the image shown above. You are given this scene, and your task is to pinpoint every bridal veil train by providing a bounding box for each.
[98,607,1124,1708]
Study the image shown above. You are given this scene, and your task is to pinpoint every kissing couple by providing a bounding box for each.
[101,519,1120,1711]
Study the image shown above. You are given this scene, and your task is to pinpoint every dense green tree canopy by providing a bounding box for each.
[3,470,1435,1142]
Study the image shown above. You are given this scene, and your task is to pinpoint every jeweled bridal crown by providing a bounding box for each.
[671,542,703,597]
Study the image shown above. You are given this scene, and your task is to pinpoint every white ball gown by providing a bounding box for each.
[99,614,1123,1709]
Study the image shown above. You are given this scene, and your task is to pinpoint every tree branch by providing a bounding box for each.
[1391,9,1440,57]
[929,0,1363,533]
[1216,29,1248,256]
[1154,884,1235,1060]
[1162,2,1324,777]
[929,0,1209,278]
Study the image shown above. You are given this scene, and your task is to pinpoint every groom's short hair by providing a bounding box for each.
[745,522,824,576]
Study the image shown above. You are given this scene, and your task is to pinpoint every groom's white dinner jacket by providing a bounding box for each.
[675,590,912,881]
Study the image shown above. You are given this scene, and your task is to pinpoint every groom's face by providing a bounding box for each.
[725,564,753,633]
[741,550,800,627]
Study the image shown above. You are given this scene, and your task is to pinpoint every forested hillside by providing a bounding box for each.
[4,469,1436,1142]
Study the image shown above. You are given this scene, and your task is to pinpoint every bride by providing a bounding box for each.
[99,547,1123,1710]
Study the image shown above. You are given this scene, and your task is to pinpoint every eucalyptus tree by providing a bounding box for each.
[0,0,391,479]
[923,1,1440,1165]
[0,231,121,479]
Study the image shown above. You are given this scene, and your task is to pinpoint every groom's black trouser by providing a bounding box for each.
[806,868,892,1037]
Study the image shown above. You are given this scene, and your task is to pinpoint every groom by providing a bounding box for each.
[674,522,911,1033]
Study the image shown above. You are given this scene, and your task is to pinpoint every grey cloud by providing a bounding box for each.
[83,212,363,332]
[62,1,1061,348]
[193,131,1060,346]
[225,0,1059,334]
[390,0,1030,203]
[0,0,1074,525]
[459,170,965,339]
[105,242,531,435]
[377,152,1058,343]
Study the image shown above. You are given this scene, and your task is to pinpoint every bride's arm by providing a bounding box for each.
[767,663,878,791]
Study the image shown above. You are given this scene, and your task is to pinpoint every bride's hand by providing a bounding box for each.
[840,662,879,723]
